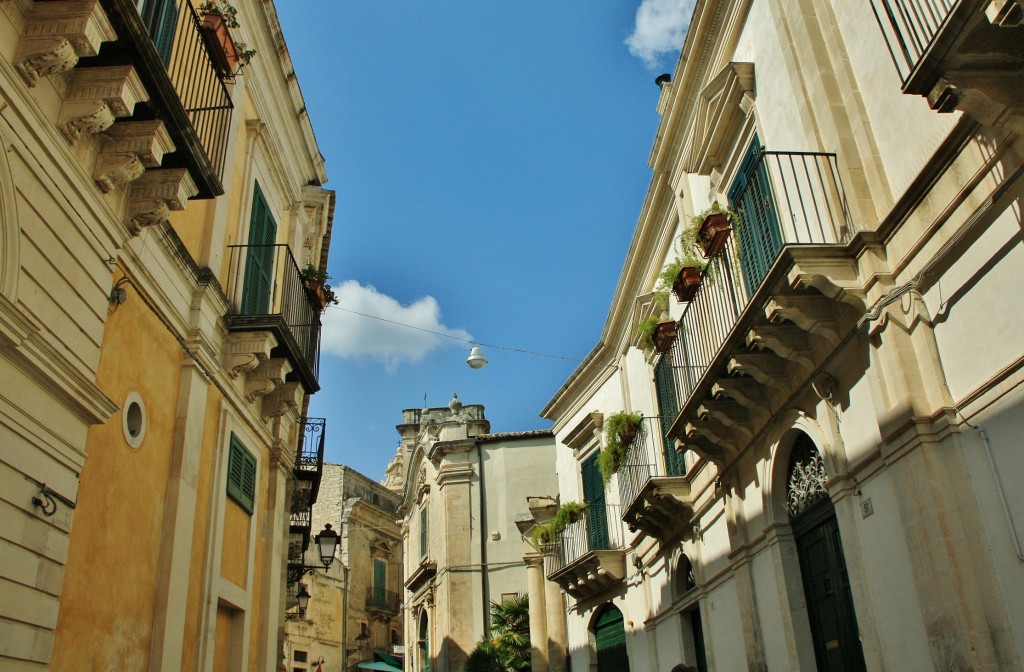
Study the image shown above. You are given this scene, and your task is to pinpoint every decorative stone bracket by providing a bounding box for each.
[262,382,302,420]
[224,331,275,379]
[246,358,291,402]
[60,65,148,143]
[16,0,116,87]
[95,120,174,192]
[126,168,197,234]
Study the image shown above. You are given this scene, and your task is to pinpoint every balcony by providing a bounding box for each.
[544,505,626,601]
[617,417,695,541]
[225,244,322,393]
[869,0,1024,116]
[295,417,326,501]
[366,587,401,618]
[95,0,233,196]
[665,151,862,467]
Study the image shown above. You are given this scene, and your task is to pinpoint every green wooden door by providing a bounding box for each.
[729,136,782,292]
[594,605,630,672]
[581,453,609,551]
[373,559,386,607]
[241,183,277,315]
[654,356,686,476]
[690,607,709,672]
[794,501,867,672]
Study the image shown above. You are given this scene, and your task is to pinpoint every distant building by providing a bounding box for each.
[391,395,559,672]
[285,463,405,672]
[539,1,1024,671]
[0,0,333,669]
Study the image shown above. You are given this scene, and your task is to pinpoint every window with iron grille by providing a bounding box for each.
[226,434,257,514]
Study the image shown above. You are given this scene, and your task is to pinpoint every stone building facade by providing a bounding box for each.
[285,462,405,672]
[393,396,559,672]
[538,1,1024,671]
[0,0,334,669]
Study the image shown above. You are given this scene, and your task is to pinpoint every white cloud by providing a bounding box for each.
[320,280,471,373]
[625,0,695,69]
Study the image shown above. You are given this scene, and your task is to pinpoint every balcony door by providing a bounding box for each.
[728,136,782,291]
[140,0,179,65]
[582,452,609,550]
[241,183,277,315]
[654,356,686,476]
[594,603,630,672]
[372,558,386,607]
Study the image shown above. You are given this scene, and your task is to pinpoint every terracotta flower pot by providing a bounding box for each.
[652,319,677,353]
[672,266,703,302]
[304,278,329,310]
[699,211,733,258]
[200,12,240,74]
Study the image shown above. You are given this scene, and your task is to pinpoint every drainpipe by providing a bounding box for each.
[977,426,1024,561]
[478,441,490,635]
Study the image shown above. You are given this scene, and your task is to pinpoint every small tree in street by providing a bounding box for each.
[465,594,531,672]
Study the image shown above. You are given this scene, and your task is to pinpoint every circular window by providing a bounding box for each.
[122,392,147,449]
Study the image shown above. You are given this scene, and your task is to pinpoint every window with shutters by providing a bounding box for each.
[140,0,180,66]
[654,356,687,476]
[728,135,782,292]
[241,182,278,316]
[226,434,257,514]
[581,452,610,551]
[419,506,428,558]
[371,558,387,607]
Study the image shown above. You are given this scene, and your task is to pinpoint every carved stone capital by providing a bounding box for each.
[126,169,197,234]
[16,1,116,86]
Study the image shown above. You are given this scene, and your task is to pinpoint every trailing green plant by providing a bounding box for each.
[599,411,645,482]
[637,314,665,351]
[530,501,587,547]
[299,264,338,308]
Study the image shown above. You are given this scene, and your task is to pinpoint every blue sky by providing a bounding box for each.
[276,1,692,480]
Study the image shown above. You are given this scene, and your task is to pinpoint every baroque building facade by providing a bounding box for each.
[392,396,559,672]
[538,1,1024,671]
[284,462,405,672]
[0,0,333,669]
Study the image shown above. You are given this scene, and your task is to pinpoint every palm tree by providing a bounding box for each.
[466,594,531,672]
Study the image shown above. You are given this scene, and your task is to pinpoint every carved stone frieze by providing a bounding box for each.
[16,0,116,86]
[60,66,147,142]
[126,169,197,234]
[223,331,276,379]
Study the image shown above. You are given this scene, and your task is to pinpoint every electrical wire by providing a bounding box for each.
[334,306,584,363]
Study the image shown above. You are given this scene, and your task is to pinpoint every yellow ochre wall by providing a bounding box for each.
[50,274,184,671]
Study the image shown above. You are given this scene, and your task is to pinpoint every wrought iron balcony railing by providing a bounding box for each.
[295,417,326,500]
[870,0,955,85]
[99,0,232,197]
[670,150,851,408]
[225,244,322,393]
[366,587,401,615]
[616,417,681,514]
[543,504,623,578]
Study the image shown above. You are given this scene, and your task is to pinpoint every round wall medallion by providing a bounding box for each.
[122,392,147,449]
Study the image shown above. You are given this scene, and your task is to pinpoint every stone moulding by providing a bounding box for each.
[684,61,755,175]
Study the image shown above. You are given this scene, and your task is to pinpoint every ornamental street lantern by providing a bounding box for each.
[315,523,339,568]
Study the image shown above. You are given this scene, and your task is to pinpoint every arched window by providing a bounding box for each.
[786,434,829,519]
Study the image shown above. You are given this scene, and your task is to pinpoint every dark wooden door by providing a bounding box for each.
[794,501,867,672]
[595,606,630,672]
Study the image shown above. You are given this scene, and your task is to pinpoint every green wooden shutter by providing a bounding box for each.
[729,136,782,292]
[595,605,630,672]
[141,0,179,66]
[581,453,609,551]
[226,434,256,514]
[419,507,427,558]
[654,356,686,476]
[241,183,277,315]
[373,559,386,606]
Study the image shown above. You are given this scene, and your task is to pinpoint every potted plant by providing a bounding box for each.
[693,202,740,259]
[638,315,677,353]
[531,501,587,547]
[658,255,704,304]
[299,265,337,311]
[198,1,257,75]
[599,411,645,482]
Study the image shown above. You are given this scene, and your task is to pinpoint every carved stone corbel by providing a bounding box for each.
[95,121,174,191]
[765,294,842,345]
[60,66,148,143]
[261,382,303,420]
[245,357,292,402]
[223,331,276,378]
[16,0,116,86]
[126,169,197,234]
